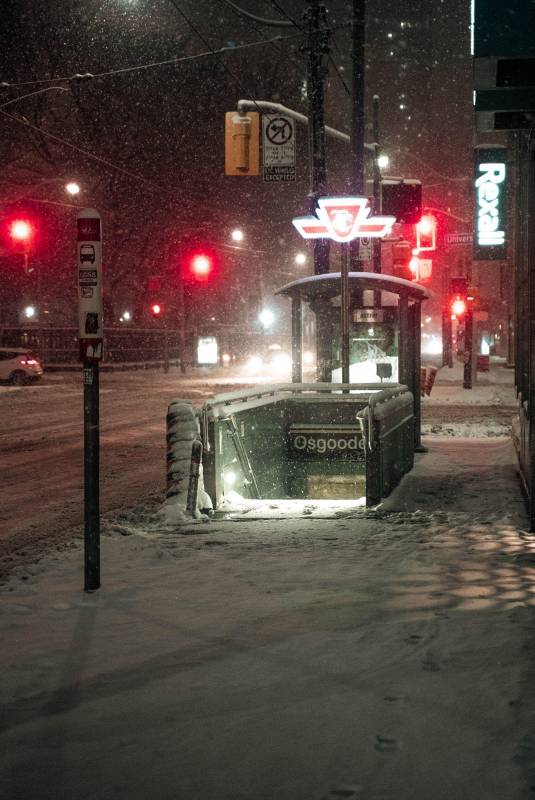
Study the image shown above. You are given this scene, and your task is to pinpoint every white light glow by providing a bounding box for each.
[295,252,307,266]
[24,305,36,319]
[259,308,275,328]
[65,181,81,196]
[222,352,231,365]
[231,228,244,243]
[377,154,390,170]
[122,310,132,321]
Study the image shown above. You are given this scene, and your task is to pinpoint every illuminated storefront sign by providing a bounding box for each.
[474,146,507,260]
[293,197,396,243]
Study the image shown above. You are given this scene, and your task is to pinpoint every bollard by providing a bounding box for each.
[420,366,427,397]
[425,366,438,396]
[165,400,198,511]
[186,439,203,517]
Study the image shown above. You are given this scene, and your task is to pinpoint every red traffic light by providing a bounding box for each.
[9,219,34,242]
[451,296,467,317]
[190,252,213,280]
[150,302,163,317]
[416,214,436,251]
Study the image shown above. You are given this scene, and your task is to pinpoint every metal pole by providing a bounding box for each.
[463,309,473,389]
[303,0,331,381]
[179,266,186,374]
[341,244,350,385]
[349,0,366,271]
[83,362,100,591]
[304,0,330,277]
[163,324,169,374]
[291,296,302,383]
[372,95,382,276]
[77,208,103,592]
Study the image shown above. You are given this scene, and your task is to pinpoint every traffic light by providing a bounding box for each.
[150,302,163,317]
[9,219,33,243]
[416,214,437,251]
[225,111,260,176]
[188,252,214,281]
[381,179,422,224]
[449,276,468,319]
[392,240,413,280]
[8,218,35,272]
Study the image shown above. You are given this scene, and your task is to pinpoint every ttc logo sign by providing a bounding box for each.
[292,197,396,243]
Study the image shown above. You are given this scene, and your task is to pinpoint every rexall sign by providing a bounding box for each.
[474,146,507,261]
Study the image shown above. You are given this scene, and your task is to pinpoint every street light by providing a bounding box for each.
[24,305,36,319]
[65,181,81,196]
[231,228,244,243]
[295,252,307,266]
[377,154,390,170]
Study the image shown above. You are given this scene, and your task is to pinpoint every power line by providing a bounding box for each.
[222,0,293,27]
[0,108,168,192]
[223,0,304,74]
[166,0,275,119]
[270,0,350,96]
[0,33,300,89]
[0,86,69,108]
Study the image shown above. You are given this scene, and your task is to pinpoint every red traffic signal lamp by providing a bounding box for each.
[392,240,415,280]
[10,219,34,243]
[451,296,467,318]
[449,276,468,319]
[188,251,214,282]
[416,214,436,251]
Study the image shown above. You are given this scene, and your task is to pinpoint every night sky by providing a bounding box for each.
[0,0,477,327]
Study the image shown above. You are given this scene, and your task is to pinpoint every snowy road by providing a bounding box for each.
[0,369,253,575]
[0,365,517,578]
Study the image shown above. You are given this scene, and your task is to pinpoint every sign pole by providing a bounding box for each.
[463,308,474,390]
[83,362,100,590]
[77,209,103,593]
[341,243,350,385]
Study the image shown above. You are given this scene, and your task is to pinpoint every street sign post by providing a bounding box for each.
[262,114,296,182]
[77,208,103,592]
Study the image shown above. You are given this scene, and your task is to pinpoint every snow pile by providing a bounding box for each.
[159,400,212,525]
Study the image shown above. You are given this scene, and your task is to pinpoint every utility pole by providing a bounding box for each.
[350,0,366,271]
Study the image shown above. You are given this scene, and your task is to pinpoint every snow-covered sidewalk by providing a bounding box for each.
[2,362,533,800]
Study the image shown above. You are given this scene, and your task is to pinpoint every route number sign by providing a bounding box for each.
[262,114,296,182]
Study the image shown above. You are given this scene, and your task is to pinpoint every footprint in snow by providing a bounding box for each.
[375,734,399,753]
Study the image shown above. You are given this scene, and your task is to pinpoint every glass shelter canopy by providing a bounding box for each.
[276,271,431,446]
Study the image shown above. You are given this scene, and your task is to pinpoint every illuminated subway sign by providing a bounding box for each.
[474,146,507,261]
[288,426,365,461]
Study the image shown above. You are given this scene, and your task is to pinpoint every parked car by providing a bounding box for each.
[0,348,43,385]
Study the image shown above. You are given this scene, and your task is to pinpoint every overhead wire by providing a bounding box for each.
[269,0,351,96]
[0,33,302,89]
[222,0,293,27]
[0,108,168,193]
[166,0,280,119]
[222,0,304,74]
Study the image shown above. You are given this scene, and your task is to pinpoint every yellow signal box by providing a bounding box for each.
[225,111,260,176]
